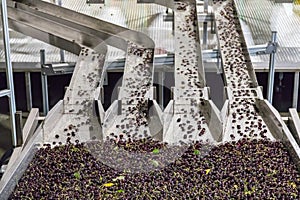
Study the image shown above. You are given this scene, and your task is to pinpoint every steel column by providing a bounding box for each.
[293,72,299,108]
[158,71,165,109]
[203,0,209,47]
[0,89,10,97]
[267,31,277,104]
[25,72,32,111]
[40,49,49,115]
[1,0,17,146]
[57,0,65,63]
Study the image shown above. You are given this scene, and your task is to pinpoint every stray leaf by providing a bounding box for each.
[71,147,80,152]
[289,182,297,189]
[194,149,200,155]
[116,189,124,193]
[151,160,159,167]
[74,172,81,179]
[205,169,211,175]
[291,193,297,198]
[152,148,160,154]
[103,183,114,187]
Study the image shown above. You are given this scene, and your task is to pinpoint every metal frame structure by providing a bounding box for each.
[264,31,278,104]
[0,0,17,147]
[1,3,298,111]
[0,0,300,198]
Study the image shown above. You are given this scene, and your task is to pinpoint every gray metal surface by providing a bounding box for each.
[14,0,154,49]
[0,31,78,63]
[214,0,300,171]
[159,0,221,144]
[0,0,160,196]
[102,43,156,140]
[0,0,170,64]
[235,0,300,65]
[0,0,109,195]
[214,0,275,142]
[1,0,300,198]
[267,31,277,104]
[2,0,299,70]
[164,0,216,144]
[0,0,173,64]
[293,72,299,108]
[1,0,17,147]
[288,108,300,145]
[0,47,270,73]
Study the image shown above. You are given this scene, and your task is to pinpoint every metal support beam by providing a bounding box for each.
[204,0,208,13]
[203,22,208,47]
[15,111,23,147]
[60,50,65,63]
[164,12,213,22]
[211,17,215,34]
[1,0,17,147]
[57,0,65,63]
[172,11,175,34]
[41,73,49,115]
[288,108,300,145]
[25,72,32,111]
[0,89,10,98]
[0,43,269,73]
[163,13,173,22]
[42,63,76,76]
[103,70,108,86]
[203,0,208,47]
[40,49,49,115]
[293,72,299,108]
[104,44,268,72]
[158,71,165,109]
[267,31,278,104]
[86,0,105,3]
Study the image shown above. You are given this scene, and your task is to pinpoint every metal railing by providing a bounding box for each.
[0,0,17,147]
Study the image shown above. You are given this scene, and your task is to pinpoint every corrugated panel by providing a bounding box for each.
[235,0,300,63]
[52,0,174,59]
[0,0,173,63]
[0,31,78,63]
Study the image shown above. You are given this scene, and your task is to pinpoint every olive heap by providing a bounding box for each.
[9,138,300,199]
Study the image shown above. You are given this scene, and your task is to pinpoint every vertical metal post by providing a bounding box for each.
[25,72,32,111]
[203,0,209,48]
[210,19,215,34]
[60,49,65,63]
[203,23,208,47]
[57,0,65,62]
[117,100,122,115]
[267,31,277,104]
[40,49,49,115]
[204,0,208,13]
[15,111,23,147]
[1,0,17,147]
[217,50,222,73]
[158,71,165,109]
[293,72,299,108]
[172,11,175,34]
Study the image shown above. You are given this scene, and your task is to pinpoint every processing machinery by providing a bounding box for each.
[0,0,299,198]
